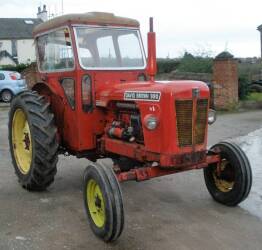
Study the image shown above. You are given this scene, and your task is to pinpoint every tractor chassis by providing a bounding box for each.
[115,154,221,182]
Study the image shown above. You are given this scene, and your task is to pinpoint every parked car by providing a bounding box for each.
[249,80,262,93]
[0,70,27,102]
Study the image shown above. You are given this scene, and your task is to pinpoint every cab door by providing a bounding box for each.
[36,27,81,151]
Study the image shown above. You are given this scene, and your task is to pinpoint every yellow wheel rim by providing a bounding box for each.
[12,109,32,174]
[87,179,106,228]
[213,159,235,193]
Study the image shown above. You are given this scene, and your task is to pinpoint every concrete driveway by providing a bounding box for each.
[0,106,262,250]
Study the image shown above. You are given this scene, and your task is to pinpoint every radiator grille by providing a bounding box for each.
[175,100,193,146]
[195,99,208,144]
[175,99,208,147]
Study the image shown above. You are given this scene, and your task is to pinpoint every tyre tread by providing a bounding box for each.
[83,163,124,242]
[204,141,252,206]
[9,90,58,191]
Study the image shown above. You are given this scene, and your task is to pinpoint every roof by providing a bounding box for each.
[33,12,140,35]
[0,50,16,63]
[257,24,262,31]
[215,51,234,60]
[0,18,43,40]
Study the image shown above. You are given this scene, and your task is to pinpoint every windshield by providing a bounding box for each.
[74,27,145,69]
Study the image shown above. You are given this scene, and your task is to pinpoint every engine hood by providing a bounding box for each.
[95,80,210,106]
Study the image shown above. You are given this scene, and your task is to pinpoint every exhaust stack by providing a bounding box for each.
[147,17,157,81]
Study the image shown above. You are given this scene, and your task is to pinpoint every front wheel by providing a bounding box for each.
[204,141,252,206]
[1,89,13,102]
[83,163,124,242]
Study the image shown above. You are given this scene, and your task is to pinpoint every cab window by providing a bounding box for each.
[75,27,145,69]
[37,28,74,72]
[61,78,75,109]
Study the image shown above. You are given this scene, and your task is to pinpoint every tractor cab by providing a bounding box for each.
[32,12,148,152]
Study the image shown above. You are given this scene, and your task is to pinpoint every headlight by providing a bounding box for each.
[144,115,158,130]
[208,109,216,125]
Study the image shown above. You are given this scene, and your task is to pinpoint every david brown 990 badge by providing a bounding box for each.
[124,91,161,102]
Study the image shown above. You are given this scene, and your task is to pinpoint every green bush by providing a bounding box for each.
[238,62,262,81]
[247,92,262,101]
[0,63,33,73]
[156,53,213,74]
[238,74,250,100]
[157,59,180,74]
[177,52,213,73]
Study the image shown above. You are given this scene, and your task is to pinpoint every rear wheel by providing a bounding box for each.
[1,89,13,102]
[9,91,58,191]
[83,163,124,242]
[204,141,252,206]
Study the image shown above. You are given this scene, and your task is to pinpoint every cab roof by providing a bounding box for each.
[33,12,140,35]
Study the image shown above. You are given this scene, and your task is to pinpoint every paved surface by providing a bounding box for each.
[0,107,262,250]
[235,128,262,220]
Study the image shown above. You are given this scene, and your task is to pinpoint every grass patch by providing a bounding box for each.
[246,92,262,102]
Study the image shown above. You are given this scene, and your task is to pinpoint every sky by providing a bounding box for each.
[0,0,261,58]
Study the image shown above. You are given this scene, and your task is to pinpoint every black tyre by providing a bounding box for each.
[9,91,58,191]
[83,163,124,242]
[1,89,13,102]
[204,141,252,206]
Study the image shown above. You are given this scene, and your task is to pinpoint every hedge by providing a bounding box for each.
[0,63,33,73]
[157,59,180,73]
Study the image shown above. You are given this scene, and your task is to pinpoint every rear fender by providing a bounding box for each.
[32,82,57,101]
[32,82,65,142]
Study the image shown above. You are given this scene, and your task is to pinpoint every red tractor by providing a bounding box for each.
[9,12,252,242]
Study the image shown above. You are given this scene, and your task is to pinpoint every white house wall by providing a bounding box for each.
[0,40,12,54]
[0,39,36,65]
[17,39,36,64]
[0,56,16,65]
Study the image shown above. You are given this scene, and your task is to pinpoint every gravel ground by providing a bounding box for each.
[0,107,262,250]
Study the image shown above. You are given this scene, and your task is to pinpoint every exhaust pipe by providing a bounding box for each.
[147,17,157,81]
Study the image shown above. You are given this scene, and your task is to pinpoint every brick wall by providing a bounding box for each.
[213,56,238,110]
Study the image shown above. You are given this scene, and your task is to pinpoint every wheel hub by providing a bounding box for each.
[23,132,30,150]
[3,91,11,102]
[12,109,32,174]
[95,194,102,208]
[87,179,105,228]
[213,159,235,193]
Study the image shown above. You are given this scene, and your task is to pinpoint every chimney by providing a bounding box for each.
[37,5,48,22]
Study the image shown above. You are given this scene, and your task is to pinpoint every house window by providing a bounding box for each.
[24,20,34,24]
[11,40,17,58]
[37,27,74,72]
